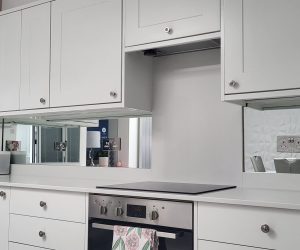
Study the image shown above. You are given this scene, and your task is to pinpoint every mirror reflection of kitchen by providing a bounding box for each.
[244,107,300,174]
[0,117,152,169]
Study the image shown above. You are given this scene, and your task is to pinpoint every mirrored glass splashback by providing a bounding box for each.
[244,107,300,174]
[0,117,152,169]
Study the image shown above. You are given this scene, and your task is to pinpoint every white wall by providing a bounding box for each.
[1,0,37,9]
[150,49,243,184]
[12,49,243,186]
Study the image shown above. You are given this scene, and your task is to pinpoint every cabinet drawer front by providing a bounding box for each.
[198,240,265,250]
[125,0,221,46]
[10,188,86,223]
[9,214,86,250]
[9,242,46,250]
[198,203,300,249]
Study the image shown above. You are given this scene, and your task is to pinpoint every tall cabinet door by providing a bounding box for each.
[0,12,21,112]
[224,0,300,95]
[50,0,122,108]
[125,0,220,46]
[0,187,10,250]
[20,3,51,110]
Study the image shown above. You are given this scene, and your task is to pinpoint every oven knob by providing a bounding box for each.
[150,210,159,221]
[116,207,124,217]
[100,205,108,215]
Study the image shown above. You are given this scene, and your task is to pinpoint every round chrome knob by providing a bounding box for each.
[0,191,6,198]
[39,231,46,238]
[110,91,118,98]
[229,80,239,88]
[40,98,46,104]
[150,210,159,221]
[116,207,124,217]
[164,27,172,34]
[261,224,270,234]
[40,201,47,208]
[100,205,108,215]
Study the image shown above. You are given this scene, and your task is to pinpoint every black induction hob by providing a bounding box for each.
[97,182,236,195]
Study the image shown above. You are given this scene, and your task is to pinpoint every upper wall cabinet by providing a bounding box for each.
[20,3,51,110]
[0,12,21,112]
[50,0,122,108]
[125,0,221,47]
[223,0,300,103]
[0,2,50,112]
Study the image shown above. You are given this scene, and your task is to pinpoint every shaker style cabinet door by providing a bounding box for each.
[20,3,51,110]
[0,187,10,250]
[125,0,221,47]
[0,12,21,112]
[224,0,300,95]
[50,0,122,108]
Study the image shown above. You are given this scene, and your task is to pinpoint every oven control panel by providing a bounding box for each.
[89,195,193,230]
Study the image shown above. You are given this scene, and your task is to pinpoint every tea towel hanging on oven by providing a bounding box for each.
[112,226,159,250]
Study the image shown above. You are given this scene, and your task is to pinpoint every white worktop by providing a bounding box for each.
[1,175,300,211]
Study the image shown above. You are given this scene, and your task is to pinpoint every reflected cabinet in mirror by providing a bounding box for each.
[244,107,300,174]
[0,117,152,169]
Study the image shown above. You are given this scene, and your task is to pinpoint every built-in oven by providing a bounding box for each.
[89,194,194,250]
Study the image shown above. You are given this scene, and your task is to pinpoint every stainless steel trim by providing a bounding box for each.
[92,223,178,239]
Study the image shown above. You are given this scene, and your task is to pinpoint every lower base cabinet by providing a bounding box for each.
[9,214,86,250]
[198,240,265,250]
[9,243,45,250]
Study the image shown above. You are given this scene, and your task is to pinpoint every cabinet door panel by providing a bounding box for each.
[50,0,122,107]
[0,187,10,250]
[0,12,21,112]
[198,240,264,250]
[20,3,50,110]
[125,0,220,46]
[224,0,300,94]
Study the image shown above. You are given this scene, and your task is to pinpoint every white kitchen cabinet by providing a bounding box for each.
[198,240,264,250]
[9,214,86,250]
[125,0,220,47]
[223,0,300,97]
[10,188,86,223]
[50,0,122,108]
[20,2,51,110]
[0,187,10,250]
[0,11,21,112]
[9,243,47,250]
[9,188,87,250]
[198,202,300,250]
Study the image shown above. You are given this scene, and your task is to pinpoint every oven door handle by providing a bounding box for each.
[92,223,179,239]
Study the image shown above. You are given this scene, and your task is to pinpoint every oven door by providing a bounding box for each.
[88,218,193,250]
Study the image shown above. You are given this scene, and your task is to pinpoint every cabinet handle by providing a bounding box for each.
[39,231,46,238]
[0,191,6,198]
[40,98,46,104]
[164,27,172,34]
[40,201,47,208]
[110,91,118,98]
[261,224,270,233]
[229,80,239,88]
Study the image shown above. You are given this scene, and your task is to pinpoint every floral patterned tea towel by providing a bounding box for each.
[112,226,159,250]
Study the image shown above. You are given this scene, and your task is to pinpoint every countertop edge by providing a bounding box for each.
[1,179,300,211]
